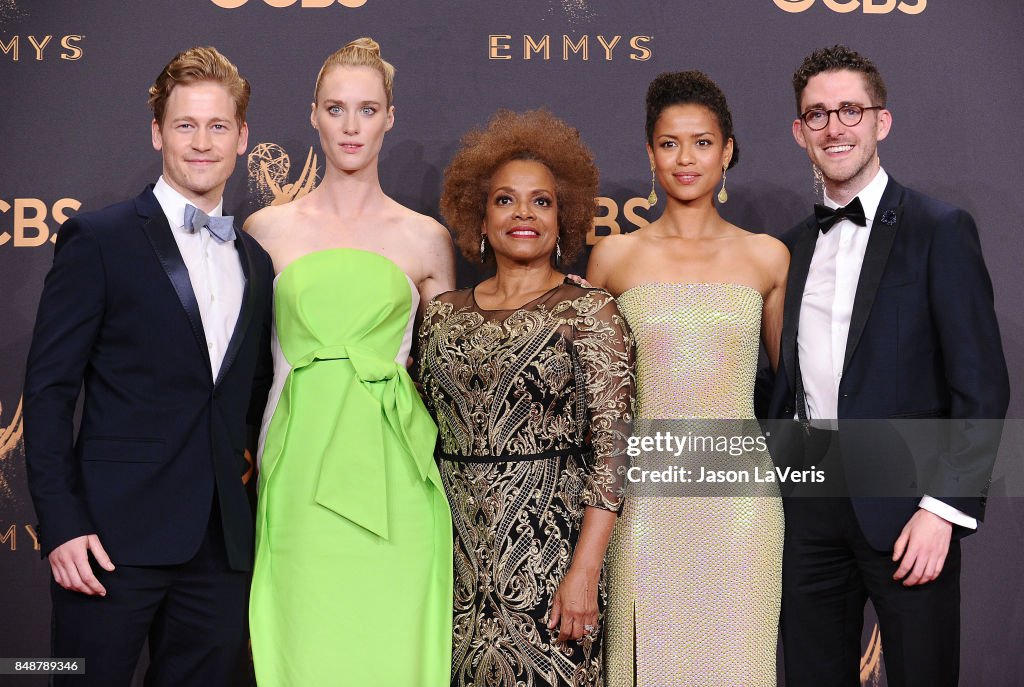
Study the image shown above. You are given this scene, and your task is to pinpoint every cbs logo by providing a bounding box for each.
[773,0,925,13]
[588,197,653,245]
[211,0,368,7]
[0,199,80,247]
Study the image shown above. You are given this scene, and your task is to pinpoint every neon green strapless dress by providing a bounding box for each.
[250,249,452,686]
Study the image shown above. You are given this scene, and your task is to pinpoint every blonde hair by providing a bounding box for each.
[148,46,250,127]
[313,37,395,107]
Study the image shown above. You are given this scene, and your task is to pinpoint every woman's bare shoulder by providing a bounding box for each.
[743,231,789,263]
[389,201,450,247]
[589,230,642,267]
[242,201,306,243]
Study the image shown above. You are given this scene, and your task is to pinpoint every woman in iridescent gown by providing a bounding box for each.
[244,38,455,685]
[419,109,635,687]
[587,71,789,686]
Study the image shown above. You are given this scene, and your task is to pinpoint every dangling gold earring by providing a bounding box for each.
[479,234,487,263]
[647,165,658,206]
[812,164,824,200]
[717,166,729,204]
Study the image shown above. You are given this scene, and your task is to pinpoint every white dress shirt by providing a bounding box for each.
[152,177,244,380]
[797,167,975,529]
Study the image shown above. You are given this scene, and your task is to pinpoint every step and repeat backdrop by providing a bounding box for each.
[2,1,1022,684]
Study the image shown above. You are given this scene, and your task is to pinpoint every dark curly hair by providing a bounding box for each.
[645,70,739,169]
[440,109,599,266]
[793,45,887,114]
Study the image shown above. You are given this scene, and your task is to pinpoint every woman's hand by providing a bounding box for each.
[566,273,593,288]
[547,564,600,643]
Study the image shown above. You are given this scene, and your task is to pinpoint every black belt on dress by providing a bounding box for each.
[439,446,590,463]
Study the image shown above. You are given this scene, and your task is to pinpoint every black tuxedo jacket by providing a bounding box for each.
[24,186,273,571]
[767,177,1009,550]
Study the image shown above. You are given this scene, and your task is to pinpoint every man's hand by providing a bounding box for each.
[48,534,115,596]
[892,509,953,586]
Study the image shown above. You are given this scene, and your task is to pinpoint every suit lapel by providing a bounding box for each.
[139,190,214,382]
[842,178,905,373]
[782,220,819,389]
[215,233,258,386]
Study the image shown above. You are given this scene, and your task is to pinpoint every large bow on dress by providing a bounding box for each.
[261,342,438,540]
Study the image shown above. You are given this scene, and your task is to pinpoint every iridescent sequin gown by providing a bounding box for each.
[604,283,783,687]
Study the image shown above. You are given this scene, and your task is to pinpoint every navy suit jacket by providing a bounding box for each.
[767,177,1009,550]
[24,187,274,571]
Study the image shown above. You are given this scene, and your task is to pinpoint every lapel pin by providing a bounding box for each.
[880,209,897,226]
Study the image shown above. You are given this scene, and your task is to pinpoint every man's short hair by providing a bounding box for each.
[792,45,887,114]
[148,47,250,127]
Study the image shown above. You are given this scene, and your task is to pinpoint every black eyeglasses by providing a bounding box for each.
[800,104,883,131]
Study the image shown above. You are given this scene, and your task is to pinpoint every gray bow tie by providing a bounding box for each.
[184,203,236,242]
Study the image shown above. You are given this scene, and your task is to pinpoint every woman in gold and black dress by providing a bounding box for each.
[418,109,634,687]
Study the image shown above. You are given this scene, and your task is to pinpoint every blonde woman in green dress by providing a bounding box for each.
[245,38,455,685]
[587,71,789,686]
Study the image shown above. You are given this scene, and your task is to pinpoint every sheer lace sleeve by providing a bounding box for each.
[416,296,448,418]
[572,289,635,512]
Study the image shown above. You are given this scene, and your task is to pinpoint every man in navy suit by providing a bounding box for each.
[24,47,273,686]
[769,46,1009,686]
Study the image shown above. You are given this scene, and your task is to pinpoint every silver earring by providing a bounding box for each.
[480,235,487,263]
[555,238,562,266]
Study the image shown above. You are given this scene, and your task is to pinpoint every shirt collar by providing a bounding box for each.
[823,166,888,224]
[153,176,225,231]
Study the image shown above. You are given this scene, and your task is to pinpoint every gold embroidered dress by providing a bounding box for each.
[419,281,634,687]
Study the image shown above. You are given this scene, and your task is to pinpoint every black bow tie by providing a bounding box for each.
[814,196,867,233]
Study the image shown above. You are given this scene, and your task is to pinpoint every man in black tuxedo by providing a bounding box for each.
[769,46,1009,686]
[24,47,273,686]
